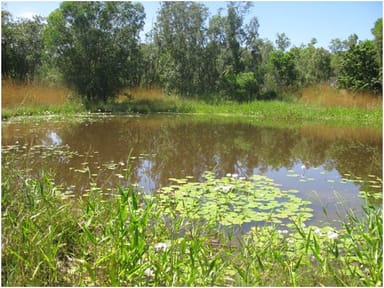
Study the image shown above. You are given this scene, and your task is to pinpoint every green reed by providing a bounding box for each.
[2,159,382,286]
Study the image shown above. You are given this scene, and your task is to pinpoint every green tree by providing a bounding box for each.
[44,1,145,105]
[224,2,252,74]
[153,1,209,97]
[266,50,298,92]
[292,42,332,86]
[329,38,346,54]
[1,10,45,81]
[371,18,382,81]
[275,32,291,52]
[338,40,381,93]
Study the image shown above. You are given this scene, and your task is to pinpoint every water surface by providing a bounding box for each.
[2,114,382,226]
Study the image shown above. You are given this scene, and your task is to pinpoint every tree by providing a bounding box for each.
[153,1,209,96]
[338,40,381,93]
[292,42,332,86]
[266,50,298,91]
[44,1,145,104]
[371,18,382,79]
[2,10,45,81]
[275,33,291,52]
[343,33,358,49]
[329,38,346,54]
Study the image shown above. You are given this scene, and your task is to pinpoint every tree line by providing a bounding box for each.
[2,1,382,105]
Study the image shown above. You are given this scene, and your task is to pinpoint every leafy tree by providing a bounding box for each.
[343,33,359,49]
[1,9,12,77]
[208,2,262,101]
[329,38,346,54]
[371,18,382,80]
[275,33,291,52]
[292,43,332,86]
[44,1,145,104]
[266,50,298,91]
[224,2,252,74]
[153,1,209,97]
[2,10,45,81]
[338,40,381,93]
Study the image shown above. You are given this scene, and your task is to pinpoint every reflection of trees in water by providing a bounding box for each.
[2,116,382,193]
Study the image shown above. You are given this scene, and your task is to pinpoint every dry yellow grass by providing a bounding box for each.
[299,83,382,109]
[3,79,381,111]
[2,79,73,108]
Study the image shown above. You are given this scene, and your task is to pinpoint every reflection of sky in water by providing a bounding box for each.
[136,159,156,193]
[42,131,62,146]
[253,162,366,227]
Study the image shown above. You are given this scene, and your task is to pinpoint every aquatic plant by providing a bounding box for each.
[2,152,382,286]
[156,171,313,227]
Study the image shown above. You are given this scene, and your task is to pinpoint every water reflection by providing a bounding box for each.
[2,115,382,224]
[42,131,62,146]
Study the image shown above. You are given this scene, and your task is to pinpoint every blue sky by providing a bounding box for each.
[2,1,382,49]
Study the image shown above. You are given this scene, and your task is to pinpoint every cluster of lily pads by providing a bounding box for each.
[154,171,313,227]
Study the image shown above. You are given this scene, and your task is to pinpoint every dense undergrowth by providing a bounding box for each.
[2,155,382,286]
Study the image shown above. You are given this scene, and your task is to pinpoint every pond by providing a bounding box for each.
[2,114,382,228]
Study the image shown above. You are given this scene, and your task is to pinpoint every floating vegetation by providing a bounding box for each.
[156,171,313,227]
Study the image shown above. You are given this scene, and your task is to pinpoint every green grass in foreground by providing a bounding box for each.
[2,157,382,286]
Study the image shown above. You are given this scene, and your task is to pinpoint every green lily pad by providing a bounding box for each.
[155,171,313,227]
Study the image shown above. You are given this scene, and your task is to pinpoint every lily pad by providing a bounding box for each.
[154,171,313,228]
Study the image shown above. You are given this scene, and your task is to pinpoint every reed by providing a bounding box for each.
[2,156,382,286]
[2,79,73,108]
[299,83,382,109]
[2,81,381,129]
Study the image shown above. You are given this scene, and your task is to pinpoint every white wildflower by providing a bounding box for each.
[144,268,155,277]
[327,231,338,239]
[154,242,170,252]
[313,228,324,237]
[226,173,232,177]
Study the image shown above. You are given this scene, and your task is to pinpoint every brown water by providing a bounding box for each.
[2,114,382,226]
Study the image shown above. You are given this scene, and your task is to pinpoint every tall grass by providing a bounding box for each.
[2,157,382,286]
[2,79,74,107]
[300,83,382,109]
[2,79,85,119]
[2,81,381,128]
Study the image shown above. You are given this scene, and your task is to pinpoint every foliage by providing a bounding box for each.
[2,157,382,286]
[266,50,298,91]
[292,44,332,86]
[157,171,313,227]
[338,40,381,93]
[152,2,209,97]
[44,1,145,105]
[371,18,382,83]
[275,32,291,51]
[1,11,45,81]
[1,4,382,99]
